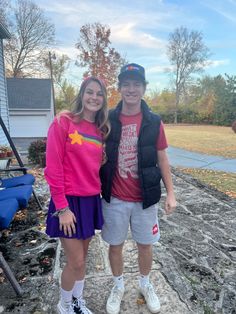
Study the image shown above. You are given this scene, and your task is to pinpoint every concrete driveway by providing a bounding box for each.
[167,146,236,173]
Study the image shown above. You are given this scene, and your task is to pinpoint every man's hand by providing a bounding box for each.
[164,192,176,215]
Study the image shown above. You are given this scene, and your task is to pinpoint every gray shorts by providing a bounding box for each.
[101,197,160,245]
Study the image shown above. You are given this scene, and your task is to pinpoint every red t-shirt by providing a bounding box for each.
[111,112,168,202]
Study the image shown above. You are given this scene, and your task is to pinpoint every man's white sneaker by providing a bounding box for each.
[106,285,124,314]
[72,298,93,314]
[57,300,75,314]
[139,283,160,313]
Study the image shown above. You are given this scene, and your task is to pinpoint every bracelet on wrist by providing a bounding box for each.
[52,207,70,217]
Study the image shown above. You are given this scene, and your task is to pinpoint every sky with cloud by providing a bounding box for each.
[36,0,236,91]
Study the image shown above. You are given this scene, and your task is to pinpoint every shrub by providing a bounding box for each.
[28,139,46,166]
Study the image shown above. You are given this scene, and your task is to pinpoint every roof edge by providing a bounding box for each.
[9,108,51,111]
[6,77,51,81]
[0,22,11,39]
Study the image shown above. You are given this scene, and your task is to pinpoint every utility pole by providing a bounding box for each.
[48,51,56,116]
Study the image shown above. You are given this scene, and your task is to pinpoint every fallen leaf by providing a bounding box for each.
[95,264,102,271]
[0,276,5,283]
[15,242,23,247]
[137,297,146,305]
[19,277,27,283]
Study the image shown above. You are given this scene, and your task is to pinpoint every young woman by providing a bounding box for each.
[44,77,110,314]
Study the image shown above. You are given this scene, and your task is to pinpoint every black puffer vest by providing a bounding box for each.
[100,99,162,209]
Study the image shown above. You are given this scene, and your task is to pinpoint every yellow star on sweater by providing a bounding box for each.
[69,130,83,145]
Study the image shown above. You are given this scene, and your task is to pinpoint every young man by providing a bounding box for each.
[100,63,176,314]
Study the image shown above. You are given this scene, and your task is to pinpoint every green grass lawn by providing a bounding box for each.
[165,124,236,158]
[165,124,236,199]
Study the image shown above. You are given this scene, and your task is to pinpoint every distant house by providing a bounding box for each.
[0,22,11,146]
[7,78,55,153]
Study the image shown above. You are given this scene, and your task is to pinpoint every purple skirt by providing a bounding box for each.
[46,195,103,240]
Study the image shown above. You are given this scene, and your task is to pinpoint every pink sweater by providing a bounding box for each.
[44,115,103,209]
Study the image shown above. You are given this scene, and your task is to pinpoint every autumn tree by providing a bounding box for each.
[218,74,236,125]
[178,76,216,124]
[178,74,236,125]
[43,52,77,112]
[56,80,77,112]
[75,22,126,106]
[44,52,70,90]
[147,89,176,123]
[167,26,210,123]
[194,75,233,125]
[4,0,55,77]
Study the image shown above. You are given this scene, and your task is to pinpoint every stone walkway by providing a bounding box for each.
[0,170,235,313]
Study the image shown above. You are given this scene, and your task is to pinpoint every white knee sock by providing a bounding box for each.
[113,275,124,290]
[60,287,73,305]
[139,274,150,287]
[72,279,85,299]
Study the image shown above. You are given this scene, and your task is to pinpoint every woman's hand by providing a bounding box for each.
[58,208,77,237]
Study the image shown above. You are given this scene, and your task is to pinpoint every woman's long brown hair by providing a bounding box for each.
[58,76,110,138]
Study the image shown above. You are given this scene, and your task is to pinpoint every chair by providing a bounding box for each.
[0,197,24,296]
[0,183,33,297]
[1,168,43,210]
[0,116,38,296]
[1,173,35,188]
[0,198,19,229]
[0,185,33,208]
[0,252,23,296]
[0,170,43,296]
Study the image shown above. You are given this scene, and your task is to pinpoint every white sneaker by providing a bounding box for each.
[106,285,124,314]
[139,283,160,313]
[57,300,75,314]
[72,298,93,314]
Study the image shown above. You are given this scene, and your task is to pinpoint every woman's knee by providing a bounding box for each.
[67,257,86,273]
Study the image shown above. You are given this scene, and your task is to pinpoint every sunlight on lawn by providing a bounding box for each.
[165,125,236,199]
[165,125,236,159]
[178,168,236,199]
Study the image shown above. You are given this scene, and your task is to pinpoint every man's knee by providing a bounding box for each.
[137,243,152,253]
[109,243,124,255]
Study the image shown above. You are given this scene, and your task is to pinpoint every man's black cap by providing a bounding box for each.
[118,63,146,82]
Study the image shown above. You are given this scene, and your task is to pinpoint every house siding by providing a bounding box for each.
[0,39,10,145]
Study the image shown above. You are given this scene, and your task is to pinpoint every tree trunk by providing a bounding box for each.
[174,89,179,124]
[174,110,178,124]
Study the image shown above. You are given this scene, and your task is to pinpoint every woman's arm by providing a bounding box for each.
[44,118,68,209]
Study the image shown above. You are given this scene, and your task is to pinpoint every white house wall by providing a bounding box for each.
[0,40,10,145]
[9,110,52,138]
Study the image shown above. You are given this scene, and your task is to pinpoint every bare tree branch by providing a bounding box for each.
[167,26,211,123]
[4,0,55,77]
[0,0,10,26]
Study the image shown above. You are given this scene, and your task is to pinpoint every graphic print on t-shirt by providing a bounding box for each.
[69,130,102,147]
[118,123,138,179]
